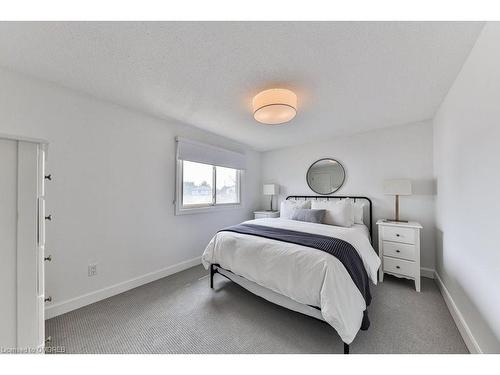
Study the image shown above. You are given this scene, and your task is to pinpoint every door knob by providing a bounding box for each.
[44,296,52,302]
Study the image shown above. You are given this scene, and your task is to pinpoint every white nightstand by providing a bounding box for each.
[377,220,423,292]
[254,211,280,219]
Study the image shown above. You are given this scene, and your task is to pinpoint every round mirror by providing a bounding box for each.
[306,158,346,195]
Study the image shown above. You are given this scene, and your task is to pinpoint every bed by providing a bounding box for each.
[202,196,380,354]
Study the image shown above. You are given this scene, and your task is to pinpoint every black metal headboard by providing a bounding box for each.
[286,195,373,242]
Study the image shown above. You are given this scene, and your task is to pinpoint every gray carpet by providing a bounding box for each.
[46,265,467,354]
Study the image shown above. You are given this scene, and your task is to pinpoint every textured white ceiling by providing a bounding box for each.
[0,22,484,150]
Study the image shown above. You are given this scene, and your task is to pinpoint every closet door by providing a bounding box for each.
[0,139,18,349]
[17,141,43,350]
[0,138,46,352]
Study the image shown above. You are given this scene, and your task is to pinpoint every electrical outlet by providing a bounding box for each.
[88,263,97,277]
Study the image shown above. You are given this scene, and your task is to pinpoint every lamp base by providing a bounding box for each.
[391,194,409,223]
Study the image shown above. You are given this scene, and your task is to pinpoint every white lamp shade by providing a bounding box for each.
[253,89,297,125]
[263,184,279,195]
[384,179,412,195]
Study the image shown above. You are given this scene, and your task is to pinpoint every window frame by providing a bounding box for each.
[175,159,242,215]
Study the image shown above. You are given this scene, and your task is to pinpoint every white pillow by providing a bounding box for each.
[280,200,311,219]
[311,199,354,227]
[353,201,365,224]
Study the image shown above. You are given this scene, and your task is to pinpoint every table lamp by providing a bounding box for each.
[263,184,279,211]
[384,179,412,222]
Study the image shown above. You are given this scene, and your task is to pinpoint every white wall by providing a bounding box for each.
[433,22,500,353]
[261,121,436,270]
[0,67,261,318]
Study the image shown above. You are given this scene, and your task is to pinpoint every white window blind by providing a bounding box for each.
[176,137,246,170]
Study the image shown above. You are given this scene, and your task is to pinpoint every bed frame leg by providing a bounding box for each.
[210,264,215,289]
[344,343,349,354]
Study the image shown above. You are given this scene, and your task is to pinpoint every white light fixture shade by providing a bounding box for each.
[253,89,297,125]
[384,179,412,196]
[263,184,279,195]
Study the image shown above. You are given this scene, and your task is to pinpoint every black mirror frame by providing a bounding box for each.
[306,158,346,195]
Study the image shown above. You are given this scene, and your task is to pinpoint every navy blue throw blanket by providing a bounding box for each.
[219,223,371,330]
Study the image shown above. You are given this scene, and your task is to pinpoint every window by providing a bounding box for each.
[175,137,245,214]
[179,160,241,210]
[216,166,239,204]
[182,161,214,206]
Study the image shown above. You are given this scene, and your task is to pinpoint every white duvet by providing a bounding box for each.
[202,218,381,344]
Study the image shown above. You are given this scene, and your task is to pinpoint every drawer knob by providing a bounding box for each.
[396,266,400,269]
[44,296,52,302]
[396,250,400,253]
[45,336,52,344]
[396,233,400,237]
[44,255,52,262]
[45,214,52,221]
[45,174,52,181]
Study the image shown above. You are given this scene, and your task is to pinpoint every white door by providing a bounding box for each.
[17,141,44,350]
[0,137,46,352]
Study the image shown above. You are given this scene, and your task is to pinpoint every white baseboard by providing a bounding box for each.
[434,271,482,354]
[421,267,435,279]
[45,256,202,319]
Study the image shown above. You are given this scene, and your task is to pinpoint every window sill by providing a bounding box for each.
[175,203,242,216]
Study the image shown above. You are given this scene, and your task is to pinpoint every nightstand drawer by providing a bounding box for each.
[382,241,416,261]
[382,225,415,244]
[383,256,415,277]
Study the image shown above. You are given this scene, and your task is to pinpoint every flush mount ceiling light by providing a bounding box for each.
[252,88,297,125]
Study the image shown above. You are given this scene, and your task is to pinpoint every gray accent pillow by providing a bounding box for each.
[290,209,326,224]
